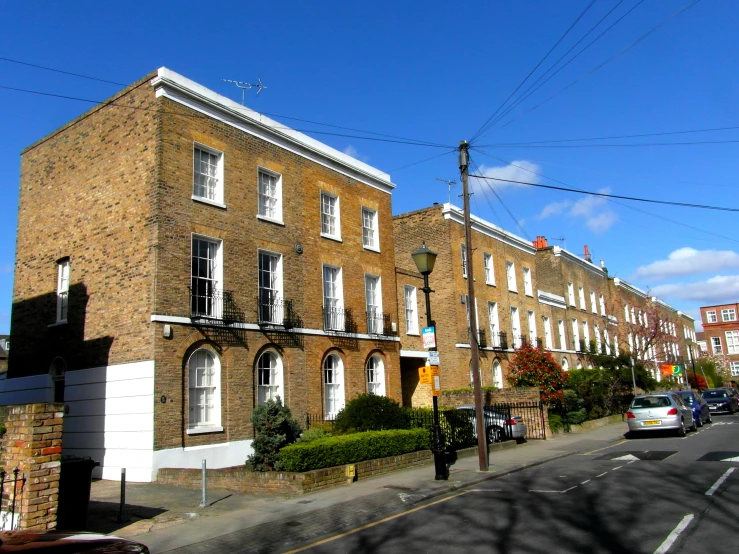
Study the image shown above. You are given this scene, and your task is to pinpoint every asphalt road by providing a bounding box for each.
[295,414,739,554]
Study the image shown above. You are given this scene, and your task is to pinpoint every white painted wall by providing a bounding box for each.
[63,360,155,482]
[152,439,254,480]
[0,374,53,405]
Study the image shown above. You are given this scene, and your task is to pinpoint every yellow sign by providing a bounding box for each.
[432,374,441,397]
[418,365,433,385]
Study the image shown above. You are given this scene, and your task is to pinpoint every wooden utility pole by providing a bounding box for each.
[459,140,488,471]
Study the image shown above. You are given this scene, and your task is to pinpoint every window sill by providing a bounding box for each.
[192,196,227,210]
[406,332,420,336]
[256,214,285,226]
[186,426,224,435]
[525,292,534,297]
[486,282,496,287]
[321,233,343,243]
[363,245,381,253]
[48,321,68,328]
[508,289,518,294]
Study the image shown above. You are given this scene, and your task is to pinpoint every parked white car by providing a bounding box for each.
[626,394,695,437]
[456,405,528,443]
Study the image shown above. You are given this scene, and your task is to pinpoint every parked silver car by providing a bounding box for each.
[626,394,695,437]
[456,405,528,443]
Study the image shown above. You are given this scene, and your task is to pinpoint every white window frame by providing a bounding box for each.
[404,285,419,335]
[590,291,597,314]
[320,191,341,241]
[706,310,717,323]
[731,361,739,377]
[561,357,569,371]
[361,207,379,252]
[711,336,723,354]
[527,310,537,345]
[523,267,533,296]
[461,244,468,279]
[484,253,495,286]
[604,328,611,355]
[56,259,70,324]
[187,349,221,432]
[599,294,606,316]
[543,316,553,350]
[506,261,517,292]
[567,283,575,306]
[572,319,580,350]
[624,305,630,323]
[511,306,521,348]
[594,324,601,352]
[366,355,385,396]
[558,319,566,350]
[192,144,224,206]
[582,321,590,348]
[257,350,284,405]
[323,265,344,331]
[488,302,500,347]
[191,235,223,318]
[722,308,737,322]
[257,168,283,224]
[578,286,586,310]
[324,354,345,418]
[492,359,503,388]
[365,274,383,334]
[258,250,284,325]
[726,330,739,355]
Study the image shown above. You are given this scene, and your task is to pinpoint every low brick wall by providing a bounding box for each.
[441,387,540,407]
[552,413,625,435]
[157,450,434,497]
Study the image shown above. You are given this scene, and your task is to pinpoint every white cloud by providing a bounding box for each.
[635,247,739,280]
[0,264,12,274]
[470,160,540,194]
[650,275,739,303]
[343,145,368,162]
[537,188,617,234]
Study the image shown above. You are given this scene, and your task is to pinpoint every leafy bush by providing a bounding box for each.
[333,394,409,433]
[566,409,587,425]
[246,397,302,471]
[548,413,564,433]
[297,428,332,443]
[280,428,431,472]
[508,344,567,403]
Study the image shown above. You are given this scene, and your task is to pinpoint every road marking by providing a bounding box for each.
[653,514,694,554]
[467,489,503,492]
[580,479,591,485]
[706,467,735,496]
[595,472,608,478]
[612,466,623,471]
[529,486,578,494]
[584,439,627,454]
[283,490,472,553]
[529,490,562,493]
[627,460,637,464]
[561,486,577,493]
[612,454,639,461]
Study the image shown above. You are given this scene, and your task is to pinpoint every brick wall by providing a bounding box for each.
[0,403,63,530]
[157,449,433,496]
[440,386,540,407]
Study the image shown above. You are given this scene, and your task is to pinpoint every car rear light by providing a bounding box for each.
[626,411,635,419]
[667,408,678,415]
[505,418,517,425]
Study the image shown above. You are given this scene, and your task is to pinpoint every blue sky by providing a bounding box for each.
[1,0,738,334]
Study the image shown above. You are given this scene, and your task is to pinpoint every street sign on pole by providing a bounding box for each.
[422,327,436,349]
[428,350,440,366]
[418,365,433,385]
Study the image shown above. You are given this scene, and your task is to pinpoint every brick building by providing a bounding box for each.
[699,303,739,376]
[394,204,697,405]
[5,68,401,481]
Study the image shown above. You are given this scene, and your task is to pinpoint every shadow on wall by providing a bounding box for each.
[8,283,113,380]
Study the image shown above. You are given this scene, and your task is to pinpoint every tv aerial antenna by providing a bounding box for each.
[550,237,566,250]
[436,178,456,204]
[221,78,267,105]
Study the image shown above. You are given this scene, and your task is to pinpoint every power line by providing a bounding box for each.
[387,149,457,173]
[482,0,641,135]
[470,158,531,239]
[0,56,126,86]
[470,0,598,143]
[0,84,452,149]
[497,0,703,131]
[471,148,739,244]
[467,173,739,213]
[474,138,739,148]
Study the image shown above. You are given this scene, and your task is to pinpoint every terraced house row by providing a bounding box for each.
[4,69,697,481]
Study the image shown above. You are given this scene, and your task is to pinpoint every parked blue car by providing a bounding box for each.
[677,390,712,427]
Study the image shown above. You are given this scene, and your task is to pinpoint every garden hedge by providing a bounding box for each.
[279,428,430,472]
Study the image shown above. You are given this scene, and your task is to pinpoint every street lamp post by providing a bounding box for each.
[412,242,448,481]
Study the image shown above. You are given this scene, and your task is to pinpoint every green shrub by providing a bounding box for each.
[548,413,564,433]
[246,397,302,471]
[333,394,409,433]
[297,428,332,443]
[280,428,430,472]
[567,409,587,425]
[405,407,474,449]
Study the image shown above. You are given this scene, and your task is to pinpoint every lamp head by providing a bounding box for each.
[412,241,437,276]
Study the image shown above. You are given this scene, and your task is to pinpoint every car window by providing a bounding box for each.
[677,393,693,405]
[632,396,670,408]
[703,390,727,399]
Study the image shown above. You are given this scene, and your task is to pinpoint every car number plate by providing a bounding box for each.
[709,406,717,410]
[643,420,660,426]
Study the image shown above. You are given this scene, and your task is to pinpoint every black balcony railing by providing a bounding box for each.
[323,306,356,334]
[490,331,508,350]
[190,286,240,322]
[258,295,296,328]
[513,334,526,349]
[366,310,384,335]
[573,338,587,352]
[477,329,487,348]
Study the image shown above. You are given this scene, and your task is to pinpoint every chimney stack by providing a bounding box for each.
[532,236,549,249]
[584,245,592,262]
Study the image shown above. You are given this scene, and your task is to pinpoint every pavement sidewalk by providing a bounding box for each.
[87,421,628,553]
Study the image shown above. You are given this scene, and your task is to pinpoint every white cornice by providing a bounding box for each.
[151,68,395,195]
[612,277,648,299]
[550,246,606,278]
[441,204,535,255]
[537,290,567,309]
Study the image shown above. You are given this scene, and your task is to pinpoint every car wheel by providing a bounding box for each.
[706,413,713,424]
[696,415,703,428]
[487,426,503,444]
[676,419,687,437]
[690,417,697,432]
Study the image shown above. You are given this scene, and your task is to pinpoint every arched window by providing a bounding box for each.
[366,355,385,396]
[324,354,345,418]
[188,349,221,430]
[257,350,284,404]
[561,357,569,371]
[576,359,583,370]
[492,359,503,389]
